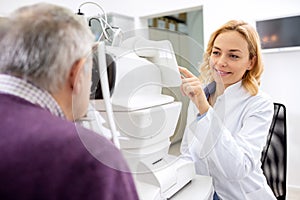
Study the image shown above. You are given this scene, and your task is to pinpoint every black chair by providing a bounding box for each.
[261,103,287,200]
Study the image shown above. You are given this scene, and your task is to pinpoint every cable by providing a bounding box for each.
[89,17,108,41]
[76,1,108,40]
[77,1,122,45]
[77,1,107,22]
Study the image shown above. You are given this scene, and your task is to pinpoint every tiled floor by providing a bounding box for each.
[169,142,300,200]
[287,188,300,200]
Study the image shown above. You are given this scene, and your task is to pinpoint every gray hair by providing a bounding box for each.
[0,17,9,38]
[0,3,95,92]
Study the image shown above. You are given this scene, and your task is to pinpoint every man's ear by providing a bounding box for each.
[68,58,86,94]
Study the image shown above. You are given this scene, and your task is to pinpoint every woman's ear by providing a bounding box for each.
[68,58,86,94]
[248,56,256,70]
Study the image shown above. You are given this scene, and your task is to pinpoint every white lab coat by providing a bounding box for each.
[180,81,276,200]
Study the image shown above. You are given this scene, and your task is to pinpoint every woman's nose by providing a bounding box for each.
[216,55,228,67]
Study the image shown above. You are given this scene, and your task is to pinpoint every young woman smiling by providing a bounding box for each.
[179,20,276,200]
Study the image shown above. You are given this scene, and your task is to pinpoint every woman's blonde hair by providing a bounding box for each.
[199,20,263,96]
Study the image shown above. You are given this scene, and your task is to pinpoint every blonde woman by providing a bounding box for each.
[179,20,276,200]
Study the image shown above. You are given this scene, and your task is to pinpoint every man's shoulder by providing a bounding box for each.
[0,103,138,200]
[0,93,124,166]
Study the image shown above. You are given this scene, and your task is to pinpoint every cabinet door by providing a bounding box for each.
[149,28,181,66]
[167,31,182,67]
[148,28,169,40]
[179,34,203,75]
[149,28,190,144]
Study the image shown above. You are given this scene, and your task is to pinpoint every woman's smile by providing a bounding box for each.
[213,67,232,76]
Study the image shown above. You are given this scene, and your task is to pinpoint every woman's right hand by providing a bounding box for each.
[179,66,210,115]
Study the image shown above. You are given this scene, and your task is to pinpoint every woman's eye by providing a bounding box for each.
[229,54,239,59]
[212,51,220,56]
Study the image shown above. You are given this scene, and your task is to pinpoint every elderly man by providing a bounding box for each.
[0,3,138,200]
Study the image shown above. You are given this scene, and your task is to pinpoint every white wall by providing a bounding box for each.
[1,0,300,190]
[0,0,203,18]
[0,0,203,36]
[202,0,300,47]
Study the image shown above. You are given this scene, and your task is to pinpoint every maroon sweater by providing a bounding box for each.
[0,93,139,200]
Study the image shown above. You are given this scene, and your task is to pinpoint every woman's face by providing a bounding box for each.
[210,30,254,88]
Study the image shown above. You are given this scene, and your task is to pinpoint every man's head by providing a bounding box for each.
[0,3,95,120]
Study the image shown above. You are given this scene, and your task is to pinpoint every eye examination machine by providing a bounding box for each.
[76,3,213,199]
[81,37,213,200]
[95,37,195,199]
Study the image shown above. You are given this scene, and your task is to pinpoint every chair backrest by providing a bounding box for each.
[261,103,287,200]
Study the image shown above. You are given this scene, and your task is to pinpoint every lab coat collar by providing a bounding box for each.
[204,80,245,99]
[224,80,244,95]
